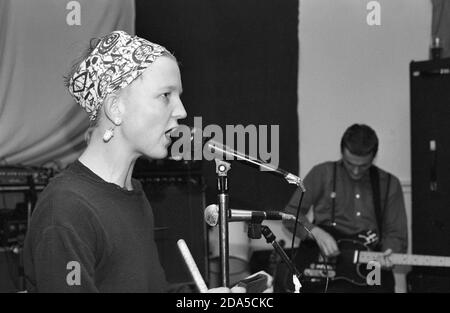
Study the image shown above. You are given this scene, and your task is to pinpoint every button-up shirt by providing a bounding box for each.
[284,161,408,253]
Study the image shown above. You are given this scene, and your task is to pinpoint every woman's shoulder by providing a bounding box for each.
[40,166,89,197]
[34,167,100,221]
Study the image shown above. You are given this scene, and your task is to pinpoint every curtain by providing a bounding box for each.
[432,0,450,58]
[0,0,135,167]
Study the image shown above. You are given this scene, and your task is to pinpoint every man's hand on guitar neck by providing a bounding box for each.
[309,227,340,257]
[376,248,394,270]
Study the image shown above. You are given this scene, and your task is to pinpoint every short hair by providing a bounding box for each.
[340,124,378,157]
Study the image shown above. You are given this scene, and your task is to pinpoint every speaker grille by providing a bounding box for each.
[133,158,208,285]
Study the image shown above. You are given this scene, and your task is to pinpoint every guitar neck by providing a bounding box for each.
[356,251,450,267]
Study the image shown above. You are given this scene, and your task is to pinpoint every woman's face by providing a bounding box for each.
[119,56,187,159]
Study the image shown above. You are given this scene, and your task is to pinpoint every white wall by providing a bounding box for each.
[296,0,431,293]
[298,0,431,180]
[247,0,432,293]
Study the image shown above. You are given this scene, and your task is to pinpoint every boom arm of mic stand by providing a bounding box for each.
[261,225,302,292]
[207,142,306,191]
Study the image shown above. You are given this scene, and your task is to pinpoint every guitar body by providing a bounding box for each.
[274,227,395,293]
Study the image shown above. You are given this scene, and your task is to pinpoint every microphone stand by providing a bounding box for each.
[260,225,302,293]
[205,137,305,289]
[215,159,231,287]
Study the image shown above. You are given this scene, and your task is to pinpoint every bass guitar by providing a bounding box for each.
[277,226,450,292]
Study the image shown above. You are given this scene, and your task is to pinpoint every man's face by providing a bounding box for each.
[342,148,374,180]
[119,56,187,159]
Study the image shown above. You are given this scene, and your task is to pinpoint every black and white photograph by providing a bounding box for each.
[0,0,449,303]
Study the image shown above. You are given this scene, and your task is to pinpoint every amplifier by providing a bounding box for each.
[132,157,207,285]
[0,166,54,187]
[132,157,203,175]
[0,208,27,247]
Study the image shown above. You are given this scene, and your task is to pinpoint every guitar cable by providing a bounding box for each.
[290,190,304,260]
[290,189,330,293]
[302,227,330,293]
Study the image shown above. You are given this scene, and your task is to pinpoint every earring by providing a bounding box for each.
[103,127,115,142]
[114,118,121,125]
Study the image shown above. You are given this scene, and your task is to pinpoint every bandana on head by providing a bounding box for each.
[68,30,169,120]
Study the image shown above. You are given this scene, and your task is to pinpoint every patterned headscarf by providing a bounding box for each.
[68,30,169,120]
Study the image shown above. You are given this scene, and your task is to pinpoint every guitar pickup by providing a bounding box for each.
[310,263,336,270]
[303,268,336,278]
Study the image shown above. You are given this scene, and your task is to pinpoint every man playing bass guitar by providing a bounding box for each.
[283,124,408,292]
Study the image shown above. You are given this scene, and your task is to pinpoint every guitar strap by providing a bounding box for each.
[369,165,391,247]
[369,166,382,237]
[330,162,338,227]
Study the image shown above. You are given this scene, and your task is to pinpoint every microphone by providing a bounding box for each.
[205,138,306,191]
[204,204,296,227]
[168,125,305,191]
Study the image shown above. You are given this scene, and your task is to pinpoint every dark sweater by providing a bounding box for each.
[23,160,168,292]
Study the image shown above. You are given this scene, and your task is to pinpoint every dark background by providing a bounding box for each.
[408,58,450,292]
[135,0,299,212]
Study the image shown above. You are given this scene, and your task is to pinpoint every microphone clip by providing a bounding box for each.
[246,213,266,239]
[215,159,231,177]
[248,221,263,239]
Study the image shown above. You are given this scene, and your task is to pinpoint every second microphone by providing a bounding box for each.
[204,204,296,227]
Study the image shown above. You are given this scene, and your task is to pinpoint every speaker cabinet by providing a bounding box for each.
[0,250,20,292]
[407,270,450,293]
[410,59,450,281]
[133,158,208,286]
